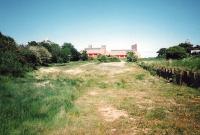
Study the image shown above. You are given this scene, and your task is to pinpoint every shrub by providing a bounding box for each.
[0,51,25,76]
[18,47,39,68]
[97,55,108,62]
[107,56,121,62]
[97,55,120,62]
[0,33,32,76]
[28,46,52,66]
[127,51,138,62]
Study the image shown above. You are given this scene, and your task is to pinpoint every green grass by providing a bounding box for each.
[135,73,145,80]
[1,61,200,134]
[145,107,167,120]
[0,72,83,135]
[139,57,200,72]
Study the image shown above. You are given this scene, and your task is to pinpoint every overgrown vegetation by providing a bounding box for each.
[139,56,200,72]
[0,32,81,76]
[0,63,85,135]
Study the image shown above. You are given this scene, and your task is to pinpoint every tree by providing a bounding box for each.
[157,48,167,58]
[27,41,39,46]
[61,43,80,62]
[80,50,88,61]
[39,41,62,63]
[178,42,193,54]
[0,32,31,76]
[127,51,138,62]
[166,46,187,59]
[0,32,17,51]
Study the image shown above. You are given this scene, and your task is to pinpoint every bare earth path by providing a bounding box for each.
[40,62,200,135]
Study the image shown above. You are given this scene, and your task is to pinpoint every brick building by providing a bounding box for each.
[84,44,138,58]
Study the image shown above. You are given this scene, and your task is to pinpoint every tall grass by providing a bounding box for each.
[0,73,82,135]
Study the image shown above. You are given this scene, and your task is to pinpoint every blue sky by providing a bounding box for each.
[0,0,200,57]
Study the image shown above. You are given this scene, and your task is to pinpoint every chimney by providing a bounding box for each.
[100,45,106,55]
[131,44,137,52]
[101,45,106,49]
[88,45,92,48]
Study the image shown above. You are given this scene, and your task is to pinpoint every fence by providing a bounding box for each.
[138,62,200,88]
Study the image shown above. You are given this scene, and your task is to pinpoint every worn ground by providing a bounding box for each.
[37,61,200,135]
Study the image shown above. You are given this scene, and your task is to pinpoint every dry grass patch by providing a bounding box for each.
[98,104,128,122]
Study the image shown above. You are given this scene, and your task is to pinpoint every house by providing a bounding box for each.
[191,50,200,55]
[110,44,137,58]
[85,45,106,58]
[84,44,138,58]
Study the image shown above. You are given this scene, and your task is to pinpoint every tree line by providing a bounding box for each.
[0,32,88,76]
[157,42,200,59]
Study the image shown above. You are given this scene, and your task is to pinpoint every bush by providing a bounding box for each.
[166,46,187,59]
[97,55,120,62]
[127,51,138,62]
[97,55,107,62]
[107,56,121,62]
[28,46,52,66]
[0,33,32,76]
[0,51,25,76]
[18,47,38,68]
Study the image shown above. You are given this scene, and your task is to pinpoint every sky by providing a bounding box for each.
[0,0,200,57]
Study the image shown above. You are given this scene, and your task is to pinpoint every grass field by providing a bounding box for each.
[1,61,200,135]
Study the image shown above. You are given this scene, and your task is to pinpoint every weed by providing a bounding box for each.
[135,74,145,80]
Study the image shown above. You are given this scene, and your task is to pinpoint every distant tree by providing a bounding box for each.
[166,46,187,59]
[61,43,80,62]
[27,41,39,46]
[178,42,193,54]
[80,50,88,61]
[127,51,138,62]
[39,41,62,63]
[157,48,167,58]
